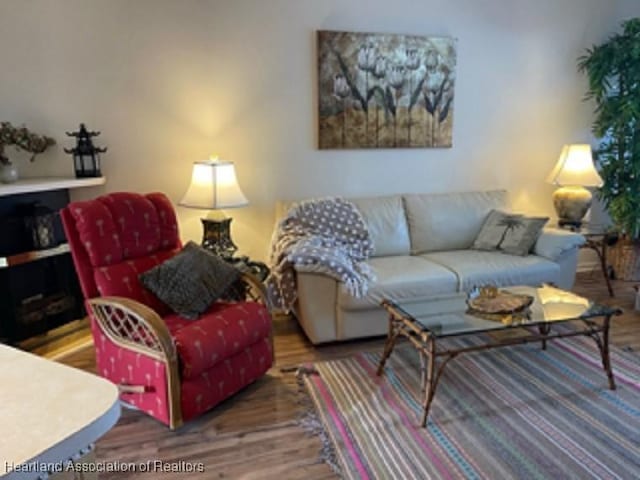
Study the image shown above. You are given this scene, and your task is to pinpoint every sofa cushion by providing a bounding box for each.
[180,337,272,422]
[404,190,508,254]
[421,250,560,292]
[338,256,458,311]
[351,195,410,257]
[164,301,271,379]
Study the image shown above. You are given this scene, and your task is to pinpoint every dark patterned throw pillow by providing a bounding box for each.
[472,210,549,256]
[140,241,240,319]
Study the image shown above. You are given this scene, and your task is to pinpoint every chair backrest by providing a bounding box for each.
[61,192,181,313]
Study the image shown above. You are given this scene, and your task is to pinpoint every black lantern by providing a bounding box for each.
[22,203,58,250]
[64,124,107,178]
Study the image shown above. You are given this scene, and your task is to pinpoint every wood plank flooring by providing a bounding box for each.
[55,272,639,479]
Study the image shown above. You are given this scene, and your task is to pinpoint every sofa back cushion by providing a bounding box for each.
[350,195,410,257]
[404,190,508,254]
[275,196,411,257]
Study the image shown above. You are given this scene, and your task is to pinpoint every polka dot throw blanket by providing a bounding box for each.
[268,197,375,312]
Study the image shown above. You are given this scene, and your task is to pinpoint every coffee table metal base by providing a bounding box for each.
[376,300,618,428]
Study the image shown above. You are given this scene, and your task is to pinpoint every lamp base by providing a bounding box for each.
[552,186,593,229]
[201,217,238,259]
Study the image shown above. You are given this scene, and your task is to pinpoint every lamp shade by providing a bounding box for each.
[546,144,603,187]
[179,160,248,210]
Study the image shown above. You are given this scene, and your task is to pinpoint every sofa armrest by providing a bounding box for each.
[533,228,585,261]
[293,270,339,344]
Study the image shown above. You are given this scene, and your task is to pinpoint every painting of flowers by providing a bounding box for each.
[317,30,457,149]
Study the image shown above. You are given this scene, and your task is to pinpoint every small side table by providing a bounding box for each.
[561,223,617,297]
[225,255,270,282]
[222,255,270,302]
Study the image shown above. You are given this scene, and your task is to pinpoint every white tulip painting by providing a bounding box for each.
[317,30,457,149]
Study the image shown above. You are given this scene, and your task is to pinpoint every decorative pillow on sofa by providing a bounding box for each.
[472,210,549,256]
[140,241,240,319]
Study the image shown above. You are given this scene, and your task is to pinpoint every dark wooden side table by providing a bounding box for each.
[225,255,270,282]
[218,255,270,302]
[562,223,617,297]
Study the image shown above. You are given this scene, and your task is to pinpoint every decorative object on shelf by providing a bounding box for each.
[179,157,248,259]
[317,30,457,149]
[64,124,107,178]
[0,162,18,184]
[0,121,56,184]
[546,144,603,228]
[578,19,640,280]
[21,202,59,250]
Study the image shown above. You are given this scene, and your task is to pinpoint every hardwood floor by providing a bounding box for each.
[572,270,640,351]
[55,272,639,479]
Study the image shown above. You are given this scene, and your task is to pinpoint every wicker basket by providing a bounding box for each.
[609,236,640,281]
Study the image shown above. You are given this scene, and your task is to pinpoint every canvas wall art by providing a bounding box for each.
[317,30,457,149]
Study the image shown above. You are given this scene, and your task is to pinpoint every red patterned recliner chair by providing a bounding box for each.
[61,192,273,429]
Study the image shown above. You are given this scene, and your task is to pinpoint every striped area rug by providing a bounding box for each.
[302,336,640,479]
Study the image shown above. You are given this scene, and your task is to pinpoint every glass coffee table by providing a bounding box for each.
[376,285,622,427]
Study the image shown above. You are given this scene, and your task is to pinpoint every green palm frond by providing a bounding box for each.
[580,18,640,238]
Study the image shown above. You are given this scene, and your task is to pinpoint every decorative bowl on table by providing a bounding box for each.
[466,286,534,323]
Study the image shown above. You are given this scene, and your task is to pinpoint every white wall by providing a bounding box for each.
[0,0,622,260]
[613,0,640,24]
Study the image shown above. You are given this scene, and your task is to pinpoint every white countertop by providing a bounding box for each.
[0,177,106,197]
[0,344,120,479]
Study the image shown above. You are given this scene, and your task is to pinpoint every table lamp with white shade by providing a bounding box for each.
[546,144,604,228]
[179,158,248,258]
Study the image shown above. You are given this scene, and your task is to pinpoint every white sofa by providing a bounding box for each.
[275,190,585,344]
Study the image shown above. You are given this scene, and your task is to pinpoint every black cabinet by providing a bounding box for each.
[0,188,85,343]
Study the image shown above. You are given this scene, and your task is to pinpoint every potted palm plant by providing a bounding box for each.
[578,18,640,280]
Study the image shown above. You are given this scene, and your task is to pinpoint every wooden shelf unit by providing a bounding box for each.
[0,176,105,343]
[0,243,71,269]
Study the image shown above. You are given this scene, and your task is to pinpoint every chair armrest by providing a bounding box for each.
[87,296,177,363]
[238,272,276,361]
[87,296,183,429]
[533,228,585,261]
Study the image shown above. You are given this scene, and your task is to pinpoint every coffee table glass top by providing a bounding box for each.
[386,285,619,338]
